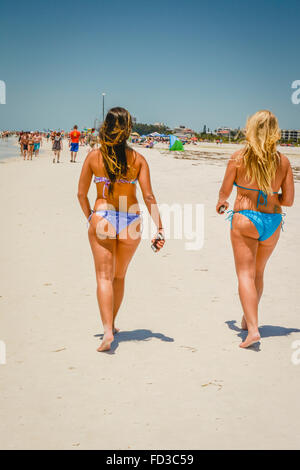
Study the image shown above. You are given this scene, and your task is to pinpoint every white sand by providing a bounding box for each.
[0,139,299,450]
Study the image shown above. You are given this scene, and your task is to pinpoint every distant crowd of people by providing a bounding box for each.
[16,126,99,163]
[19,132,42,160]
[131,135,199,147]
[0,131,13,139]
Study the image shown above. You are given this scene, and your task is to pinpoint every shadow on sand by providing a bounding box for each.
[94,329,174,354]
[226,320,300,352]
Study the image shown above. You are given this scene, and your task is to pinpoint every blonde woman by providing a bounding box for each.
[217,110,294,348]
[77,107,165,352]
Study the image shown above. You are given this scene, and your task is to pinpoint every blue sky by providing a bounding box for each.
[0,0,299,131]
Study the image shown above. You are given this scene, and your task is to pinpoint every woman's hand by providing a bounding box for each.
[216,201,229,214]
[151,230,165,251]
[77,155,93,219]
[216,152,238,214]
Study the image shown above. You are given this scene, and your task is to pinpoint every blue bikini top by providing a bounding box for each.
[94,176,137,199]
[234,182,279,208]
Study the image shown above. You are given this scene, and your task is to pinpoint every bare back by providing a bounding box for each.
[89,147,142,213]
[232,150,292,214]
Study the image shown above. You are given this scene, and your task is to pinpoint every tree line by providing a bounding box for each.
[132,123,172,135]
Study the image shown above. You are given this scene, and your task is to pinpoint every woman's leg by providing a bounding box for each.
[255,226,281,303]
[231,214,260,347]
[88,221,116,352]
[113,221,141,331]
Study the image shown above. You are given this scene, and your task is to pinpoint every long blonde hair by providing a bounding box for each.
[242,110,281,194]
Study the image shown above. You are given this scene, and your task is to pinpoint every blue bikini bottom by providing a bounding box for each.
[88,210,141,235]
[227,210,283,241]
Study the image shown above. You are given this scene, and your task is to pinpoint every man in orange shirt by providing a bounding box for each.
[69,125,81,162]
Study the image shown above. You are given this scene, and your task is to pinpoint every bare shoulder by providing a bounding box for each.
[127,147,147,168]
[278,152,291,168]
[87,148,100,161]
[85,148,101,168]
[229,148,244,166]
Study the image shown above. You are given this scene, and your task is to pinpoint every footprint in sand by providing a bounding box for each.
[52,347,66,353]
[201,380,224,391]
[180,345,197,353]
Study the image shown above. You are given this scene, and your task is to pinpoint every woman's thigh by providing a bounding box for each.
[256,225,281,274]
[231,227,258,277]
[115,220,142,278]
[88,225,116,280]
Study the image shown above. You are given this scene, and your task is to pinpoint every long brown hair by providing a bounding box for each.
[99,107,132,194]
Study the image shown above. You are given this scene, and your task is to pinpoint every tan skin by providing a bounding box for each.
[21,134,28,159]
[33,133,42,156]
[217,150,294,348]
[78,146,165,352]
[28,134,34,160]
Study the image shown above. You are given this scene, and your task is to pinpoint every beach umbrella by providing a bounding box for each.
[149,132,161,137]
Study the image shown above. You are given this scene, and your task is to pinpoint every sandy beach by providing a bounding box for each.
[0,139,299,450]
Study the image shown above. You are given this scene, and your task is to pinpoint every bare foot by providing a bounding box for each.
[239,332,261,348]
[97,332,114,352]
[241,316,248,330]
[113,327,120,334]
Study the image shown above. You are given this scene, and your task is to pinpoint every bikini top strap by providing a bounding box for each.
[234,181,267,208]
[94,176,110,198]
[234,181,278,195]
[94,176,137,198]
[234,181,259,192]
[118,178,137,184]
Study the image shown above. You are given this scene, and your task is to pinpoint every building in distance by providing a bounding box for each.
[173,125,195,138]
[281,129,300,142]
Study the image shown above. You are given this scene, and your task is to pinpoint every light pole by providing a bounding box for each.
[102,93,106,122]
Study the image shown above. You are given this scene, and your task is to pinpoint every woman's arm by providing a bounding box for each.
[77,154,93,219]
[216,153,238,213]
[138,155,165,250]
[279,156,295,207]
